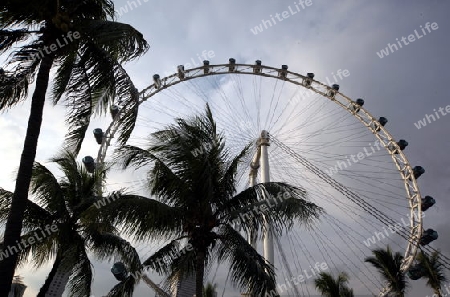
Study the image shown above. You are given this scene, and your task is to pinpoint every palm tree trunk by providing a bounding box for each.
[196,250,206,297]
[0,54,54,295]
[37,253,63,297]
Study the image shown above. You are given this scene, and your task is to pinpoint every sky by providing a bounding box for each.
[1,1,450,296]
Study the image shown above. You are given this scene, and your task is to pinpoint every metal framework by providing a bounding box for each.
[96,61,424,296]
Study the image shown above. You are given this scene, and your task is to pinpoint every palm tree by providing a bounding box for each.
[203,282,217,297]
[417,250,448,296]
[314,272,354,297]
[0,1,148,293]
[98,104,323,297]
[365,246,407,297]
[0,151,142,296]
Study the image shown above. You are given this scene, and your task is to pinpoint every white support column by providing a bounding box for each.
[260,130,274,266]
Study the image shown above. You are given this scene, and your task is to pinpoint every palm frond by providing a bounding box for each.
[0,28,30,54]
[51,51,77,104]
[417,250,448,292]
[89,231,141,273]
[0,187,53,228]
[365,246,407,295]
[66,243,94,297]
[92,194,183,241]
[221,182,323,237]
[215,224,277,296]
[106,274,137,297]
[142,240,189,275]
[114,145,155,169]
[77,19,149,63]
[16,228,58,269]
[0,188,13,222]
[217,142,253,206]
[30,162,65,214]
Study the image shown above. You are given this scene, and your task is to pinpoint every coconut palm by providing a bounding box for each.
[417,250,448,296]
[0,151,142,296]
[0,1,148,292]
[98,104,323,297]
[314,272,354,297]
[365,246,407,297]
[203,282,217,297]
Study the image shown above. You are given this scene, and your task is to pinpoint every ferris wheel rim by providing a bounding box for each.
[95,61,423,291]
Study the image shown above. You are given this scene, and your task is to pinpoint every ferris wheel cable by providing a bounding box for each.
[268,86,307,135]
[164,84,204,112]
[340,173,411,205]
[271,137,418,246]
[273,99,337,138]
[274,235,303,297]
[262,75,281,131]
[270,135,404,219]
[285,232,313,297]
[323,215,383,288]
[314,220,380,293]
[308,224,343,278]
[269,152,405,256]
[288,100,336,133]
[231,74,253,124]
[268,162,402,222]
[267,81,288,133]
[268,142,415,290]
[206,76,252,129]
[269,144,407,210]
[285,98,339,133]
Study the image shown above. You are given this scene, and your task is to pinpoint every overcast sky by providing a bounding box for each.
[1,1,450,296]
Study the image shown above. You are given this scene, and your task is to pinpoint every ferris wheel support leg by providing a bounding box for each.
[260,130,274,267]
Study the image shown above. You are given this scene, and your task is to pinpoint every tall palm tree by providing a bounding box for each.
[365,246,407,297]
[0,151,142,296]
[98,104,323,297]
[314,272,354,297]
[0,0,148,292]
[417,250,448,296]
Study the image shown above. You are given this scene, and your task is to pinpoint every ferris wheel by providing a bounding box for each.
[84,59,444,296]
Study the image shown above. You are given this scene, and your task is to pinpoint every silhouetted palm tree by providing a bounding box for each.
[365,246,407,297]
[203,282,217,297]
[100,104,323,297]
[314,271,354,297]
[0,1,148,292]
[417,250,448,297]
[0,151,142,296]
